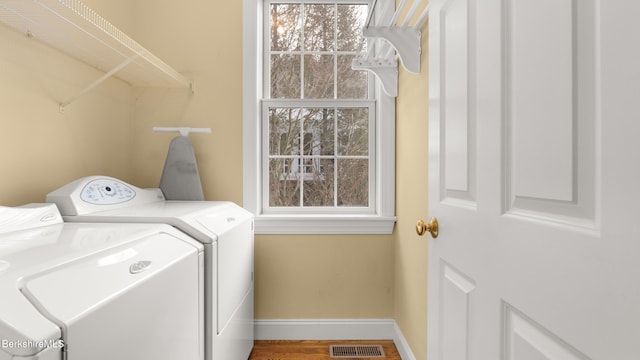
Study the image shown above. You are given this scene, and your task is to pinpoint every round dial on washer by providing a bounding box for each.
[80,179,136,205]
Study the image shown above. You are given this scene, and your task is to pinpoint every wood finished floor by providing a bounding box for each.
[248,340,401,360]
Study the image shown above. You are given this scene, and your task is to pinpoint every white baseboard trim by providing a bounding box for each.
[254,319,416,360]
[392,321,417,360]
[254,319,395,340]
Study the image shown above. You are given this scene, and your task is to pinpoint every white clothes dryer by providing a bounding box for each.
[0,204,204,360]
[47,176,254,360]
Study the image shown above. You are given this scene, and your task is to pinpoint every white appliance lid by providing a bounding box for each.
[0,204,62,235]
[0,217,200,357]
[21,232,201,329]
[0,204,64,356]
[56,201,253,244]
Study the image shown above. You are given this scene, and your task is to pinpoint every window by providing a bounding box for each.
[243,0,396,234]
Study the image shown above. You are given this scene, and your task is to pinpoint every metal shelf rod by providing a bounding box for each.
[59,55,138,112]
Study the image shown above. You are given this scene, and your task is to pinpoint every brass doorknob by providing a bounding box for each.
[416,218,439,238]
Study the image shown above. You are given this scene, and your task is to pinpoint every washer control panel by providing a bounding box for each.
[47,176,165,215]
[80,178,136,205]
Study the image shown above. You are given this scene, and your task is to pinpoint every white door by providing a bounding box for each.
[426,0,640,359]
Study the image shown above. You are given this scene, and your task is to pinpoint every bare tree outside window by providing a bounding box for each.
[267,2,370,209]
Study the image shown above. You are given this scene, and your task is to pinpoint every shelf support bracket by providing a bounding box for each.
[352,57,398,97]
[362,27,422,74]
[59,54,139,113]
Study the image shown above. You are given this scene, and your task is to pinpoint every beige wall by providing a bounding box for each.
[394,27,430,360]
[129,0,244,203]
[255,234,394,319]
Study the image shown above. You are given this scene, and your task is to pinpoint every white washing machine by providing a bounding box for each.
[0,203,204,360]
[46,176,254,360]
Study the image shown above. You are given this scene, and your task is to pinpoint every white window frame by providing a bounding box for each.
[243,0,396,234]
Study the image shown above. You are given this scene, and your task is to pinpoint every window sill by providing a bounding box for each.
[254,214,397,235]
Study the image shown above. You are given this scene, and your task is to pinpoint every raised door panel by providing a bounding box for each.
[440,0,476,208]
[440,263,475,360]
[504,305,591,360]
[508,0,574,202]
[503,0,598,230]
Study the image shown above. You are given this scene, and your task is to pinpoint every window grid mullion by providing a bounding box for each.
[334,106,339,207]
[298,107,304,206]
[269,155,368,159]
[270,50,359,55]
[300,3,305,100]
[333,3,338,100]
[269,0,368,5]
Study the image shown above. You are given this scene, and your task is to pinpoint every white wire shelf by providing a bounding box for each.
[352,0,429,97]
[0,0,194,111]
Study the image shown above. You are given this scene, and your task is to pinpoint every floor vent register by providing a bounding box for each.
[329,344,386,358]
